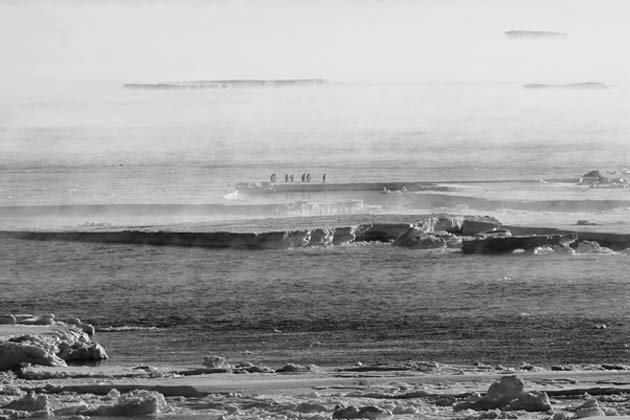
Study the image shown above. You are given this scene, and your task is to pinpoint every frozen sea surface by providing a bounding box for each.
[2,83,630,368]
[1,236,629,367]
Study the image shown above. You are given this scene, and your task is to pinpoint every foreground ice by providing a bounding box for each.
[3,366,630,419]
[3,323,630,420]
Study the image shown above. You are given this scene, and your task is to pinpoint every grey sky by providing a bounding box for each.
[1,0,629,90]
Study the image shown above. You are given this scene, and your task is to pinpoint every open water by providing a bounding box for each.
[1,83,630,368]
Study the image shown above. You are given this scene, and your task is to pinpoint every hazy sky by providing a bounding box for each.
[1,0,630,89]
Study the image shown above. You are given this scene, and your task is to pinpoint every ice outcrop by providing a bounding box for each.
[179,357,274,375]
[386,216,495,248]
[463,233,577,255]
[432,216,463,233]
[479,375,524,407]
[2,392,49,412]
[576,240,612,253]
[86,390,169,417]
[573,397,605,418]
[233,361,274,373]
[454,376,551,412]
[53,401,90,417]
[460,216,502,236]
[504,391,552,411]
[0,336,66,371]
[310,227,335,246]
[0,392,53,419]
[0,323,108,371]
[355,223,414,242]
[16,314,56,325]
[62,317,96,335]
[276,363,319,373]
[8,314,96,335]
[332,226,357,245]
[579,169,630,187]
[0,390,169,418]
[256,230,311,248]
[333,404,392,419]
[393,228,447,249]
[3,215,507,250]
[203,355,228,368]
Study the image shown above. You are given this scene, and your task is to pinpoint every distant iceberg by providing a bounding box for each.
[505,30,567,39]
[523,82,608,90]
[124,79,327,89]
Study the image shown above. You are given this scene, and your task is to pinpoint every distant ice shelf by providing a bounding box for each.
[523,82,608,90]
[505,30,567,39]
[123,79,327,89]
